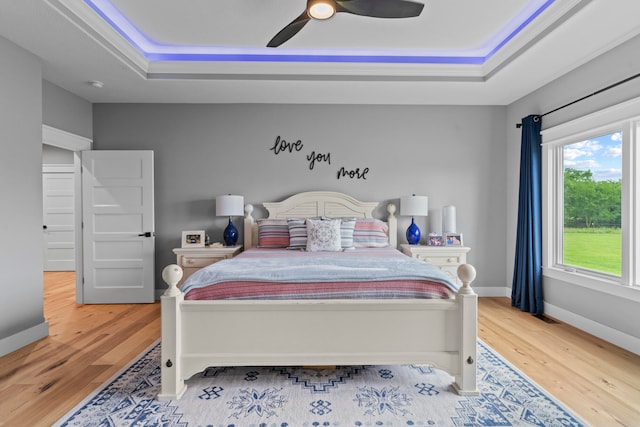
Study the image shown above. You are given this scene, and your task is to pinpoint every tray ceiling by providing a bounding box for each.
[1,0,639,104]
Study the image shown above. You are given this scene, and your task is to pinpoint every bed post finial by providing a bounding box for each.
[162,264,183,297]
[457,264,476,295]
[387,203,397,248]
[387,203,396,216]
[245,203,254,217]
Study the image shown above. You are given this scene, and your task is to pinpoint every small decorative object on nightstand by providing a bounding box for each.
[442,205,457,234]
[400,194,428,245]
[428,233,444,246]
[216,194,244,246]
[173,245,242,285]
[400,243,470,285]
[181,230,206,248]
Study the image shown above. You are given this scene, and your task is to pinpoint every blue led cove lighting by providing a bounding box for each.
[84,0,555,65]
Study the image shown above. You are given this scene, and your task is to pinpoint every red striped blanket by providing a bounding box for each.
[182,247,457,301]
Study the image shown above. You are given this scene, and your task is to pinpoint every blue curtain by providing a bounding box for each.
[512,115,544,315]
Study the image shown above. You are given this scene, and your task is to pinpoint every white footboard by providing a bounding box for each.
[158,264,478,400]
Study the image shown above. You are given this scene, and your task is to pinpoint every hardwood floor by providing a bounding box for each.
[480,298,640,426]
[1,272,639,426]
[0,272,160,427]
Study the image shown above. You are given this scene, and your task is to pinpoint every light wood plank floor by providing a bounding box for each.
[480,298,640,426]
[0,272,160,427]
[1,272,639,426]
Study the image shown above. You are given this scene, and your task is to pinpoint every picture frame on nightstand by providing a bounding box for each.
[428,235,445,246]
[444,233,463,246]
[181,230,205,248]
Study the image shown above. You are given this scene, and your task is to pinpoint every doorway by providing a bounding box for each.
[42,160,75,271]
[42,124,92,302]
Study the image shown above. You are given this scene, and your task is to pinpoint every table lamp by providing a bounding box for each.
[216,194,244,246]
[401,194,428,245]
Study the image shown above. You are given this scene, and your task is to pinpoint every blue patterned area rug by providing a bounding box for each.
[53,340,589,427]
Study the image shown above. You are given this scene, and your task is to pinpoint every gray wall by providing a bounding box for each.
[92,104,507,292]
[506,33,640,341]
[0,36,46,351]
[43,144,74,164]
[0,37,93,356]
[43,80,92,139]
[41,80,91,164]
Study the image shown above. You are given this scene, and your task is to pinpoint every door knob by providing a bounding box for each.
[138,232,152,237]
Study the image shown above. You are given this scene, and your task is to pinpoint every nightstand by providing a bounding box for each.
[400,244,470,285]
[172,245,242,285]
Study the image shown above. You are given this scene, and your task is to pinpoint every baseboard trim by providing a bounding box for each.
[544,302,640,355]
[474,286,510,297]
[0,321,49,357]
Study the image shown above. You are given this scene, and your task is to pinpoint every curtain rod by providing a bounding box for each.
[515,71,640,128]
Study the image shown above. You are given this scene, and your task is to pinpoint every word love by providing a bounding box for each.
[269,136,304,155]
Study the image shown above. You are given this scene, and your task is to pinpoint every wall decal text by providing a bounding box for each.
[307,151,331,170]
[269,135,370,180]
[269,136,304,155]
[337,167,370,180]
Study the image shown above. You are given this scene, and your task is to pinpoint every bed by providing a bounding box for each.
[158,191,478,400]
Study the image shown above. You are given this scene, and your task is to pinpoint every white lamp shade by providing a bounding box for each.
[216,195,244,216]
[400,195,429,217]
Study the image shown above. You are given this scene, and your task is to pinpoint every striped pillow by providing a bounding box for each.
[353,218,389,247]
[257,219,289,248]
[287,218,307,250]
[339,218,357,250]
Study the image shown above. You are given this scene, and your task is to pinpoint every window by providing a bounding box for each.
[561,133,622,276]
[542,98,640,297]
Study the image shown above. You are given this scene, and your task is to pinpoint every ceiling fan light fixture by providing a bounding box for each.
[308,1,335,20]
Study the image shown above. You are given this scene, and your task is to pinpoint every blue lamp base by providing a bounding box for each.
[223,217,238,246]
[406,217,421,245]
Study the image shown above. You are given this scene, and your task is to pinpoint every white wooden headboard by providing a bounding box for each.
[243,191,397,249]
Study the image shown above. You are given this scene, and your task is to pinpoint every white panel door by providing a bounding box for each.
[43,168,75,271]
[82,151,155,303]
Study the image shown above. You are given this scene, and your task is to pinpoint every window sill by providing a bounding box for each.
[543,266,640,302]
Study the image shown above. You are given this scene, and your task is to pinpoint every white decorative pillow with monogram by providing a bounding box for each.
[306,218,342,252]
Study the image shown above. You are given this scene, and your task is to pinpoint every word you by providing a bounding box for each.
[307,151,331,171]
[269,135,369,180]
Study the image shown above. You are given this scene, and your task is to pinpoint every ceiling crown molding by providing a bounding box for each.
[45,0,586,83]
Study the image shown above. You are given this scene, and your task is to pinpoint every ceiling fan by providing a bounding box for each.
[267,0,425,47]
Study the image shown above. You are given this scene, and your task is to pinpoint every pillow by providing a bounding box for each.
[257,219,289,248]
[339,218,357,250]
[306,218,342,252]
[287,218,307,250]
[353,218,389,247]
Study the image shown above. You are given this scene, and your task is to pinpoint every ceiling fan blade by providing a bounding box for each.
[336,0,424,18]
[267,11,311,47]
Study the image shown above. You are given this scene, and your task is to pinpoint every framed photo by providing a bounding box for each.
[444,233,463,246]
[428,235,444,246]
[181,230,205,248]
